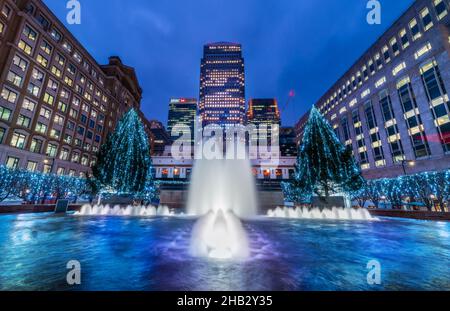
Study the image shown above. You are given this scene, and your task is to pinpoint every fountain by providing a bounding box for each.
[267,206,378,221]
[188,158,257,260]
[74,204,173,217]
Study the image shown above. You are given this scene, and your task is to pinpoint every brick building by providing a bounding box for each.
[0,0,143,177]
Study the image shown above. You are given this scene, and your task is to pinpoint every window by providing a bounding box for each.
[421,7,434,31]
[27,82,40,97]
[58,102,67,112]
[1,88,17,103]
[409,18,421,41]
[6,157,20,169]
[71,152,80,163]
[16,115,31,128]
[43,93,55,105]
[67,120,75,130]
[12,55,28,71]
[420,60,450,152]
[55,53,65,66]
[10,132,26,149]
[63,41,72,52]
[36,54,48,67]
[57,168,65,176]
[23,25,37,41]
[22,98,36,111]
[415,43,432,60]
[50,28,62,42]
[64,76,73,86]
[67,63,76,75]
[77,126,85,135]
[81,155,89,166]
[27,161,38,172]
[399,29,409,49]
[47,79,58,91]
[0,106,12,121]
[50,128,61,139]
[60,148,69,161]
[382,46,390,63]
[51,66,61,78]
[393,62,406,76]
[7,71,23,87]
[397,78,431,158]
[64,134,72,144]
[390,37,400,56]
[46,144,58,157]
[69,108,78,119]
[35,122,47,134]
[37,14,50,29]
[434,0,448,20]
[39,107,51,119]
[18,40,32,55]
[40,40,52,54]
[54,114,64,126]
[31,68,44,82]
[30,138,43,153]
[80,114,87,124]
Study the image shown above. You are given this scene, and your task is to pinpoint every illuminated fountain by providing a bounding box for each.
[267,206,377,221]
[74,204,173,217]
[188,158,257,260]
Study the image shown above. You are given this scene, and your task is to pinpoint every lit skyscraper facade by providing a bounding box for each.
[247,98,281,146]
[167,98,197,146]
[199,42,245,128]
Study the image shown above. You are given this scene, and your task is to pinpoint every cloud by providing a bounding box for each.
[129,8,173,36]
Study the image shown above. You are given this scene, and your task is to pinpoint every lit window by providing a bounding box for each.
[420,7,434,31]
[434,0,448,20]
[409,18,421,41]
[10,132,26,149]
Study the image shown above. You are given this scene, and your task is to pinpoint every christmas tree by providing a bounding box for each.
[91,109,154,195]
[292,106,364,199]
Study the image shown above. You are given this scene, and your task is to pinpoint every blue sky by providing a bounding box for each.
[44,0,413,127]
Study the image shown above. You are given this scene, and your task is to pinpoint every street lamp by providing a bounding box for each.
[401,159,415,175]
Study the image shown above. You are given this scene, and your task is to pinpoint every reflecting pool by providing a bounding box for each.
[0,213,449,291]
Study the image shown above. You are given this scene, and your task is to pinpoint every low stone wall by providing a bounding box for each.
[160,188,285,212]
[369,209,450,221]
[0,204,81,214]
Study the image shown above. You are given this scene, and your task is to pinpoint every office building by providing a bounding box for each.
[0,0,143,177]
[199,42,245,129]
[167,98,197,146]
[296,0,450,179]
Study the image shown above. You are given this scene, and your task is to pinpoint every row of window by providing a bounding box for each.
[4,155,87,177]
[334,60,450,169]
[319,0,448,115]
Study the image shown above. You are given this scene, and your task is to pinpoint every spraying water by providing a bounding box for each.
[188,158,258,260]
[267,206,378,221]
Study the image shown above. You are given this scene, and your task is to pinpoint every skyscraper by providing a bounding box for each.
[247,98,281,147]
[167,98,197,146]
[199,42,245,129]
[247,99,281,126]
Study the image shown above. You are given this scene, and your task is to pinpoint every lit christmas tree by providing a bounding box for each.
[91,109,155,195]
[292,106,364,200]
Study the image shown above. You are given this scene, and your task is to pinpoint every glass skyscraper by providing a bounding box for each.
[199,42,245,129]
[167,98,197,146]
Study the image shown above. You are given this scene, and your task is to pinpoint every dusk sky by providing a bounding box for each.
[44,0,414,127]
